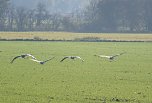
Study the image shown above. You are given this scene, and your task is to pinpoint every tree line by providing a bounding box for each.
[0,0,152,33]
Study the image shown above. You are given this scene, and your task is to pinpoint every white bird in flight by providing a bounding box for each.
[60,56,84,62]
[94,52,126,61]
[30,57,55,64]
[10,54,36,63]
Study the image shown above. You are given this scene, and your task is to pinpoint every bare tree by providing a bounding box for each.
[26,9,36,31]
[15,7,27,31]
[35,2,48,30]
[0,0,10,30]
[6,5,16,31]
[52,14,62,31]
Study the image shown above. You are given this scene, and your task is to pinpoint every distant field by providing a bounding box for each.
[0,32,152,41]
[0,41,152,103]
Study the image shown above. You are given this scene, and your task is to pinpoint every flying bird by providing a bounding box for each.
[10,54,36,63]
[94,52,126,61]
[30,57,55,64]
[60,56,84,62]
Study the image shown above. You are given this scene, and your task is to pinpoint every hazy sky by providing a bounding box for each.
[11,0,89,13]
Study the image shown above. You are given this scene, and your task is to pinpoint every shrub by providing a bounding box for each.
[33,36,42,40]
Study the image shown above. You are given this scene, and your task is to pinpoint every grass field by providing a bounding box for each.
[0,32,152,41]
[0,41,152,103]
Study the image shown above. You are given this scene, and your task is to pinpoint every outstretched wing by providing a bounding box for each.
[60,56,69,62]
[111,54,120,58]
[119,52,126,55]
[76,56,84,62]
[10,56,21,63]
[25,54,37,59]
[94,54,102,57]
[112,52,126,58]
[43,57,55,63]
[98,55,111,58]
[30,59,41,63]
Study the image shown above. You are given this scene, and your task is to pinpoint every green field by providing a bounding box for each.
[0,41,152,103]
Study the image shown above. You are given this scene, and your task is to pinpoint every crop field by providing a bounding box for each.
[0,32,152,41]
[0,41,152,103]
